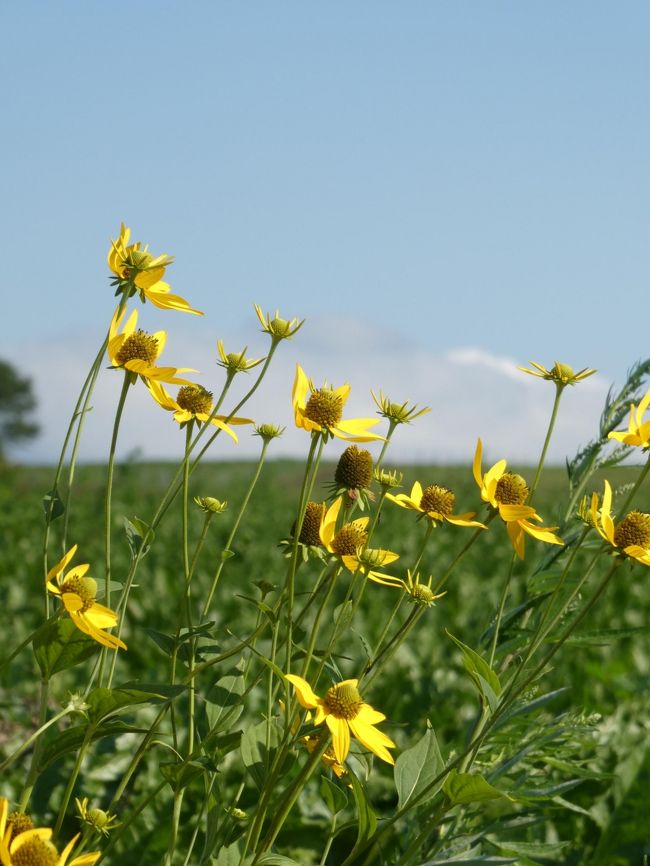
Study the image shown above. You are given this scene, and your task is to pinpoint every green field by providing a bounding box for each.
[2,459,649,865]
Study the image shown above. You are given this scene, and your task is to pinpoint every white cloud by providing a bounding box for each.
[10,315,610,468]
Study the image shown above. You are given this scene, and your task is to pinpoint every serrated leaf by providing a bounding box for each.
[124,515,155,559]
[320,774,348,814]
[33,618,99,677]
[447,631,502,702]
[443,769,511,806]
[394,723,444,809]
[43,487,65,522]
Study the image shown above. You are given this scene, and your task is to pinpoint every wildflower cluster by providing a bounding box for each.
[3,224,649,866]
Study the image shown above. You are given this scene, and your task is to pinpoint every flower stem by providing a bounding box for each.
[529,382,564,505]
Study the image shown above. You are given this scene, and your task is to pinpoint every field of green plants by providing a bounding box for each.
[2,455,649,865]
[1,224,649,866]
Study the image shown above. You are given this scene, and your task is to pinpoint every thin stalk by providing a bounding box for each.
[0,705,71,772]
[164,789,184,866]
[202,438,271,616]
[432,517,493,595]
[617,454,650,515]
[54,725,94,837]
[529,382,564,504]
[19,677,49,810]
[488,551,517,666]
[97,780,167,865]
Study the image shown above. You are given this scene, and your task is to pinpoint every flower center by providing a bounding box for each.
[304,388,344,429]
[419,484,455,516]
[298,501,326,546]
[6,813,34,842]
[335,446,373,490]
[176,385,213,415]
[324,682,363,720]
[614,511,650,549]
[59,576,96,613]
[495,473,529,505]
[115,330,159,366]
[409,583,436,605]
[331,522,369,556]
[11,837,58,866]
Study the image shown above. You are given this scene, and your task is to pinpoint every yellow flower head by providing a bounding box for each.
[216,340,264,374]
[387,480,486,530]
[254,305,304,340]
[293,365,384,443]
[473,439,563,559]
[46,546,126,650]
[518,360,597,387]
[320,497,369,555]
[108,307,196,386]
[108,223,203,315]
[608,388,650,450]
[0,798,100,865]
[592,481,650,566]
[146,380,254,442]
[371,391,431,425]
[285,675,395,765]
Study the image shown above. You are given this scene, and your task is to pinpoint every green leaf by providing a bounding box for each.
[493,840,570,860]
[124,515,155,559]
[240,720,281,789]
[447,631,502,706]
[333,600,353,630]
[257,856,304,865]
[43,487,65,522]
[443,769,511,806]
[33,618,99,677]
[160,757,212,790]
[394,722,444,809]
[40,719,147,769]
[205,662,246,733]
[212,841,243,866]
[346,772,377,861]
[86,684,185,724]
[420,858,517,865]
[221,548,235,561]
[320,774,348,814]
[145,628,175,657]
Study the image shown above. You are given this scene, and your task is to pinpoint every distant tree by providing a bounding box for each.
[0,360,39,461]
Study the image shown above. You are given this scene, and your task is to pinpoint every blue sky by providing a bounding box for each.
[2,2,648,463]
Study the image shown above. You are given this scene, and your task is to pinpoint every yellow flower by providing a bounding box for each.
[473,439,563,559]
[254,305,304,340]
[285,675,395,765]
[386,480,485,529]
[518,360,597,386]
[0,798,100,865]
[592,481,650,566]
[608,388,650,450]
[108,307,196,386]
[46,546,126,650]
[402,570,445,607]
[280,701,347,778]
[292,364,383,442]
[108,223,203,315]
[319,496,369,554]
[146,380,253,442]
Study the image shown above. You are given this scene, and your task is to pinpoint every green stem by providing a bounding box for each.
[529,382,564,505]
[202,438,271,617]
[432,517,493,595]
[1,704,70,772]
[97,780,167,865]
[54,725,94,837]
[19,677,49,810]
[617,454,650,515]
[488,551,517,666]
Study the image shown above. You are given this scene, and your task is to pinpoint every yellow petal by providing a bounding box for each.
[292,364,310,412]
[285,674,320,709]
[326,715,350,764]
[47,544,78,583]
[144,286,204,316]
[506,521,526,559]
[499,504,536,521]
[320,496,342,548]
[348,717,395,764]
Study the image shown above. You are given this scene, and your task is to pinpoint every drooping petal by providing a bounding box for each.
[326,715,351,764]
[285,674,320,709]
[519,521,563,546]
[292,364,310,413]
[348,717,395,764]
[601,481,615,544]
[334,418,384,443]
[624,545,650,565]
[506,521,526,559]
[144,286,204,316]
[320,496,343,549]
[356,704,387,725]
[61,592,85,613]
[47,545,79,583]
[472,438,484,489]
[499,504,537,522]
[446,513,486,528]
[86,602,119,628]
